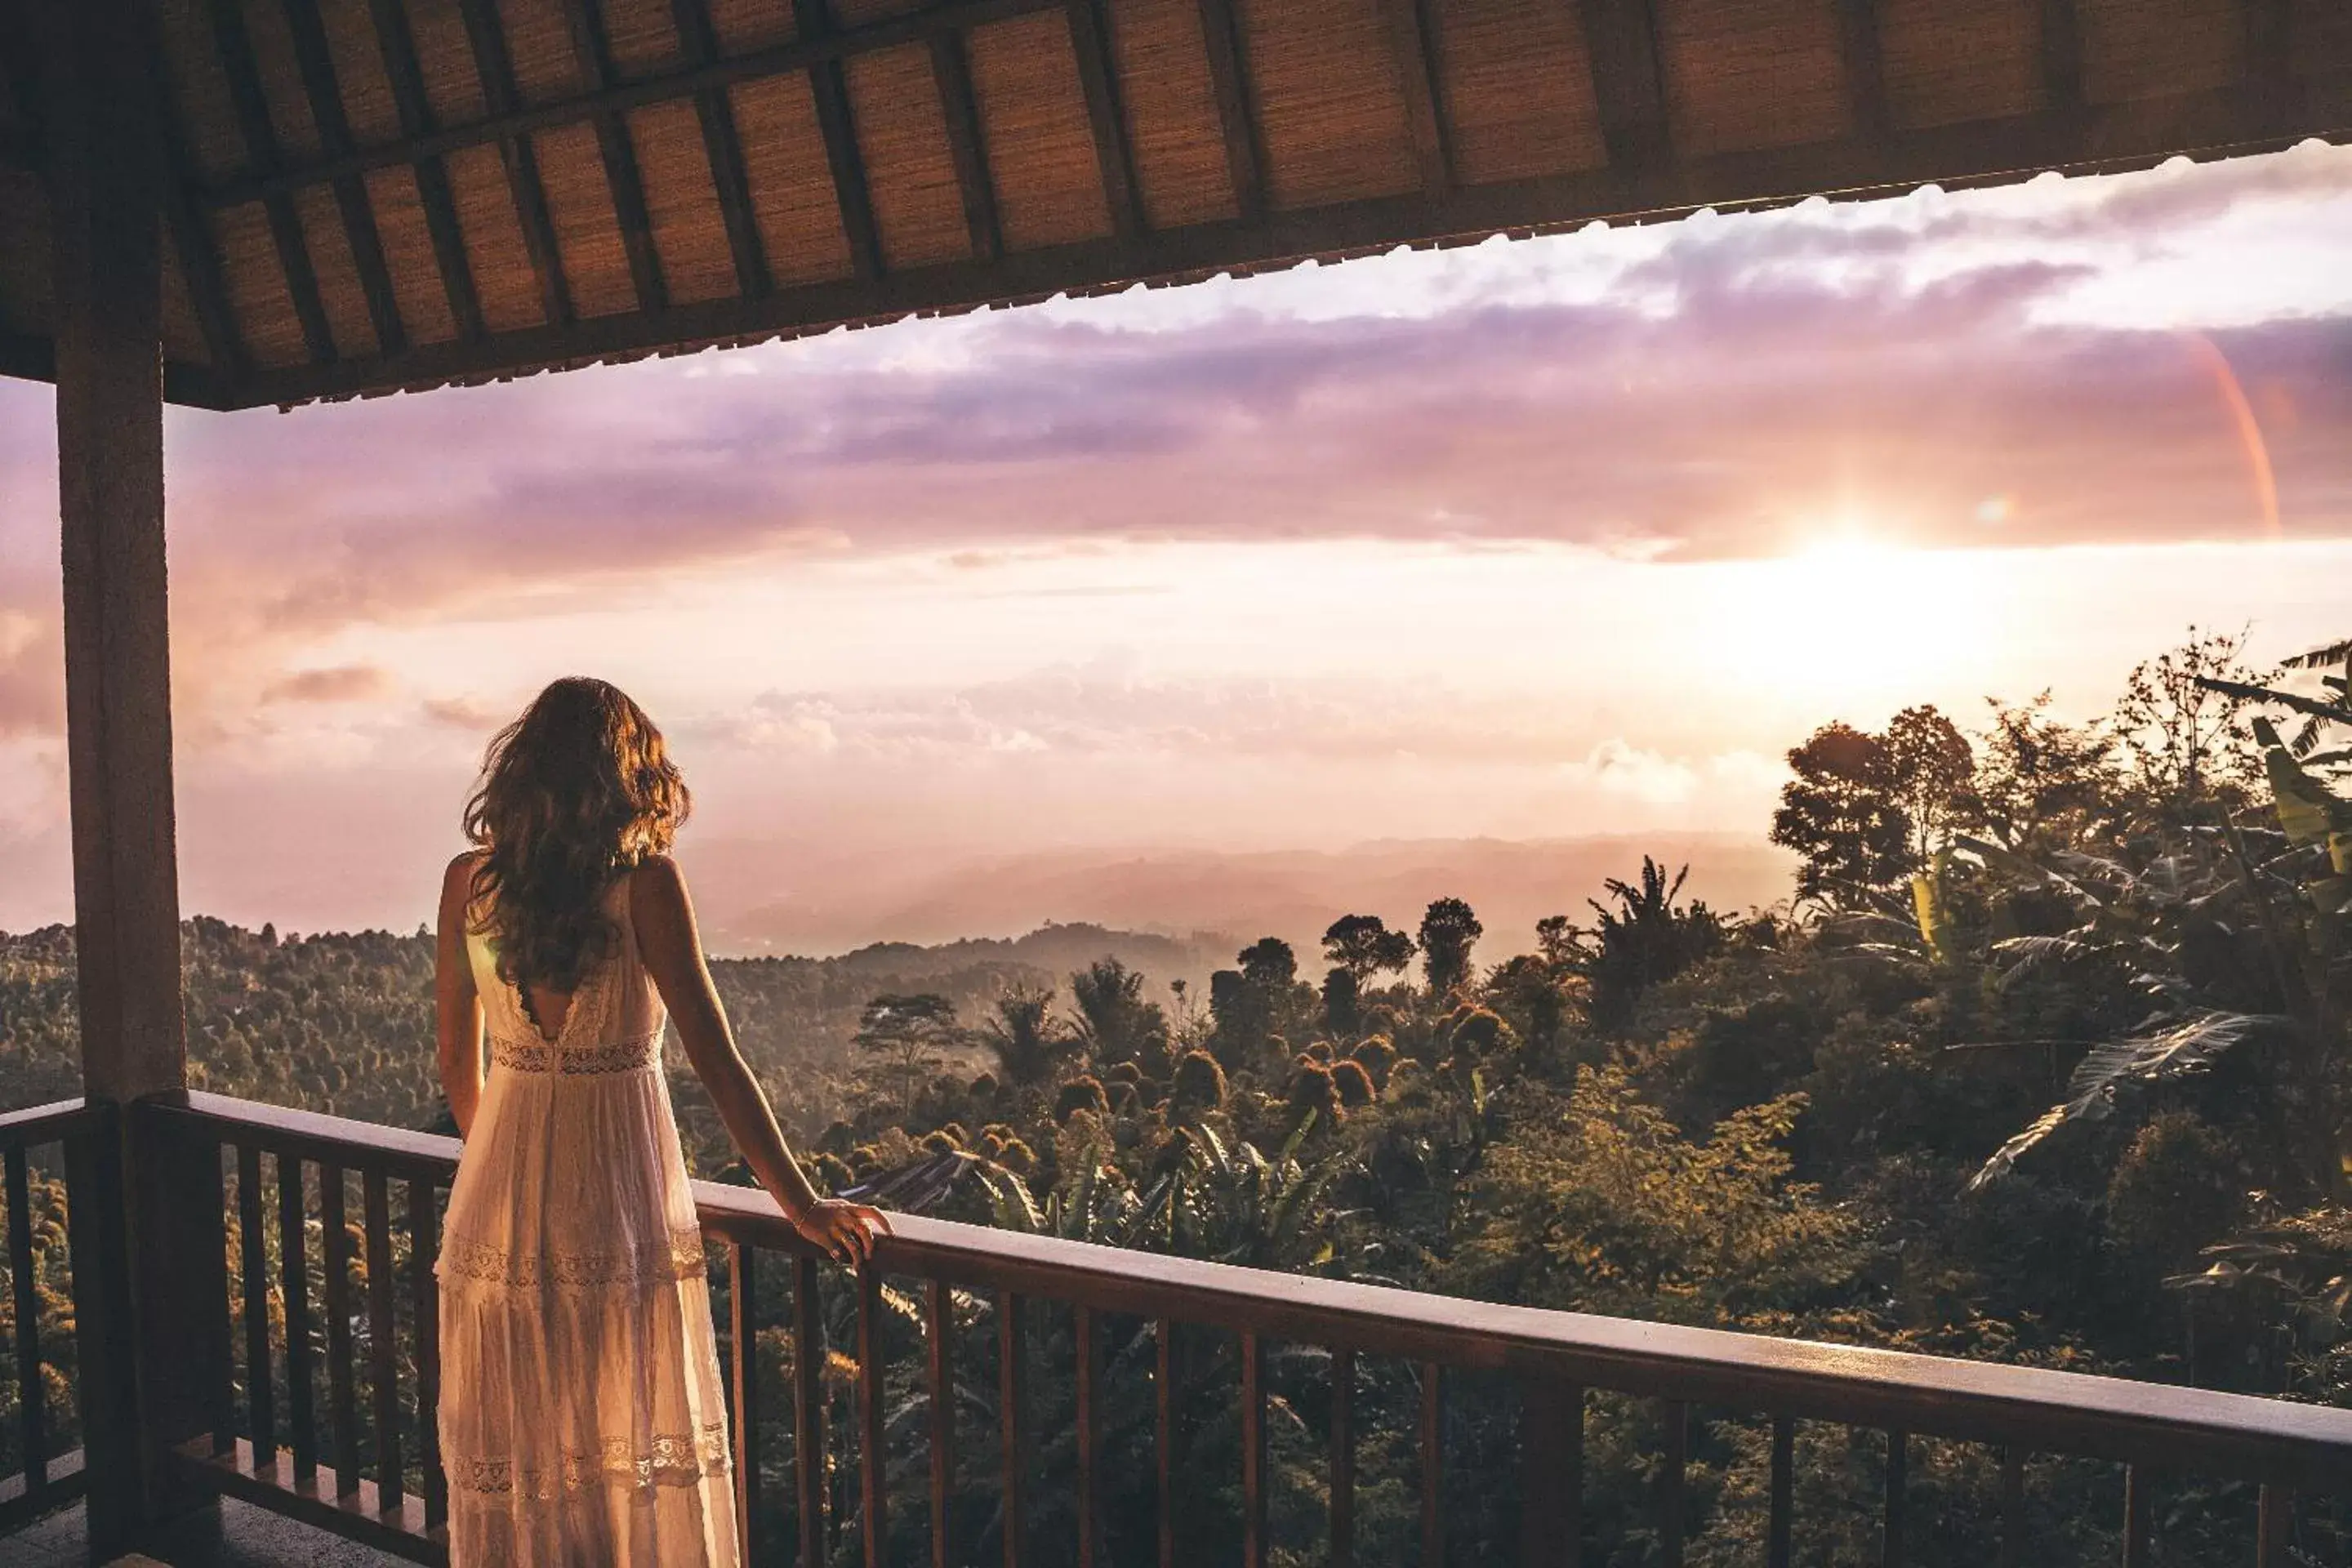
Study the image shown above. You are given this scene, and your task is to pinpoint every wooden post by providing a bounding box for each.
[44,0,226,1550]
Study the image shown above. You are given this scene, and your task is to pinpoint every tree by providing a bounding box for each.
[1068,959,1170,1075]
[2111,627,2265,810]
[1568,858,1724,1031]
[1770,722,1909,904]
[1953,693,2115,852]
[1884,705,1975,866]
[1321,967,1361,1038]
[1321,914,1415,982]
[979,984,1073,1087]
[853,993,963,1114]
[1418,898,1483,998]
[1237,938,1298,989]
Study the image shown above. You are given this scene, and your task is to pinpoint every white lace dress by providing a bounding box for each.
[438,871,739,1566]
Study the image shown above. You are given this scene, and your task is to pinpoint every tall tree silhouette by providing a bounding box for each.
[1418,898,1482,998]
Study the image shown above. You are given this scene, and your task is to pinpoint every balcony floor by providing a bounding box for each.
[0,1499,406,1568]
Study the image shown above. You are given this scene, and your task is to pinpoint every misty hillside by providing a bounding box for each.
[692,833,1796,958]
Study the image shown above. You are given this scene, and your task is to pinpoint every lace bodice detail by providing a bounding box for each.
[466,871,666,1075]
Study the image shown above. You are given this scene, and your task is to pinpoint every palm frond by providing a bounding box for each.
[2282,637,2352,671]
[1967,1010,2288,1192]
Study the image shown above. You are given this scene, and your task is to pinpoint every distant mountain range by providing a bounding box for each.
[689,833,1797,963]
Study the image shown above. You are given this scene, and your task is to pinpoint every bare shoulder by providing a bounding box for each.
[630,854,696,932]
[440,849,485,906]
[632,853,688,906]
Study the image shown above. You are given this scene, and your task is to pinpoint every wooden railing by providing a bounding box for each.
[0,1098,113,1537]
[30,1089,2346,1566]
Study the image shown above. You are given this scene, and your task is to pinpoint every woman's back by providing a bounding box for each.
[438,865,737,1564]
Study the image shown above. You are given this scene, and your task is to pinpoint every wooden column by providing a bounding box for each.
[45,0,225,1550]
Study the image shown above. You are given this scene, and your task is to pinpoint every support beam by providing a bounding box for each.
[1382,0,1454,201]
[930,29,1003,261]
[281,0,408,354]
[795,0,884,280]
[559,0,668,313]
[47,0,229,1554]
[1833,0,1891,141]
[204,0,336,363]
[368,0,487,341]
[672,0,772,298]
[1577,0,1671,172]
[1196,0,1267,223]
[2038,0,2085,119]
[457,0,575,327]
[1067,0,1145,239]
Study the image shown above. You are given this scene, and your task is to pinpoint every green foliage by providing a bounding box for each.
[1448,1067,1858,1325]
[1417,897,1483,999]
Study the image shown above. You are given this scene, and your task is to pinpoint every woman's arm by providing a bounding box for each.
[434,853,487,1138]
[633,855,889,1267]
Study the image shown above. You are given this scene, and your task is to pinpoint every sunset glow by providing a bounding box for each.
[4,142,2352,946]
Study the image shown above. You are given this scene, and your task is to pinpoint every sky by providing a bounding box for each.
[2,140,2351,946]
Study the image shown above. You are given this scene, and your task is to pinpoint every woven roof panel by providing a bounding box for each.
[2,0,2346,409]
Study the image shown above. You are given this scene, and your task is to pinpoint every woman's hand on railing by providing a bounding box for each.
[791,1196,891,1267]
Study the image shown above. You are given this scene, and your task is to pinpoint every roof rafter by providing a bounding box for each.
[456,0,575,327]
[205,0,337,363]
[559,0,668,314]
[2243,0,2298,135]
[1382,0,1454,201]
[670,0,771,298]
[198,0,1061,211]
[1066,0,1146,240]
[930,29,1003,261]
[2039,0,2086,119]
[1577,0,1671,172]
[368,0,488,341]
[281,0,408,354]
[237,82,2338,411]
[1196,0,1267,223]
[793,0,884,281]
[1834,0,1891,142]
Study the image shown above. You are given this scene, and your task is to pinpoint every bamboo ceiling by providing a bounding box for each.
[2,0,2348,410]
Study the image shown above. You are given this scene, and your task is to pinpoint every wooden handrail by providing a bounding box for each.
[156,1089,2352,1494]
[0,1098,111,1147]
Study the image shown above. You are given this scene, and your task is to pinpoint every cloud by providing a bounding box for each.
[261,664,394,704]
[0,140,2348,751]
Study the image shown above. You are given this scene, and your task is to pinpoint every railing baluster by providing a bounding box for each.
[5,1144,46,1508]
[322,1162,361,1494]
[1999,1449,2025,1568]
[731,1242,761,1555]
[237,1143,276,1465]
[1767,1415,1794,1568]
[925,1278,952,1568]
[278,1156,316,1481]
[2257,1485,2289,1568]
[1243,1331,1267,1568]
[1156,1317,1175,1568]
[1660,1399,1686,1568]
[1076,1303,1098,1568]
[2122,1465,2150,1568]
[1331,1347,1355,1568]
[408,1179,443,1527]
[1421,1361,1443,1568]
[1517,1377,1580,1568]
[795,1254,826,1567]
[1883,1429,1906,1568]
[858,1265,885,1568]
[363,1169,403,1509]
[1000,1291,1028,1568]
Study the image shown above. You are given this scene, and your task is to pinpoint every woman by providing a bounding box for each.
[434,677,888,1566]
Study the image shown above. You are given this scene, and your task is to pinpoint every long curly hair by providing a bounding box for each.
[464,678,689,996]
